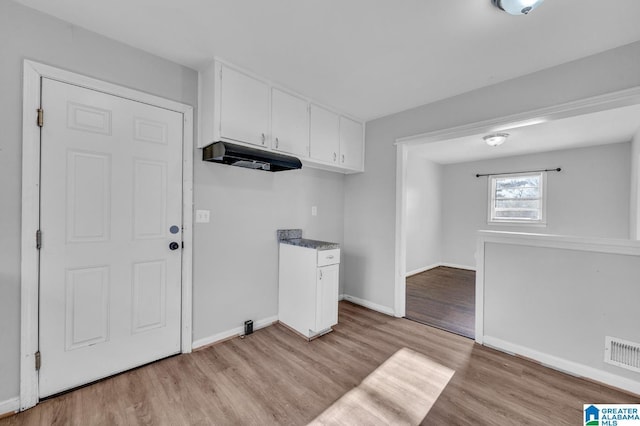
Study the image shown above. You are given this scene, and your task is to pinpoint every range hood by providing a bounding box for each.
[202,141,302,172]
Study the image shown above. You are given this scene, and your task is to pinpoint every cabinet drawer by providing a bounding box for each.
[317,249,340,266]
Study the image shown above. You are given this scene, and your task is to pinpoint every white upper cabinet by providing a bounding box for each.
[199,59,365,173]
[339,116,364,171]
[217,64,270,148]
[271,88,309,157]
[309,104,340,164]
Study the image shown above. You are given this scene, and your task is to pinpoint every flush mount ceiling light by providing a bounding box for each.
[483,133,509,147]
[492,0,544,15]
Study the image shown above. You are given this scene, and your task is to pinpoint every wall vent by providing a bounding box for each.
[604,336,640,373]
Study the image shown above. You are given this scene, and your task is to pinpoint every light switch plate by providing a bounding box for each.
[311,206,318,216]
[195,209,210,223]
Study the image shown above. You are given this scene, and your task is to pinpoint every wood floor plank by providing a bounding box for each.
[2,301,638,425]
[406,266,475,338]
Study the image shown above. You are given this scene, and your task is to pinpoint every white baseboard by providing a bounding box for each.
[405,263,440,277]
[483,336,640,396]
[0,397,19,417]
[338,294,346,301]
[342,295,395,317]
[192,315,278,350]
[440,262,476,271]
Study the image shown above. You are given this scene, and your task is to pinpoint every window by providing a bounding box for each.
[488,172,546,224]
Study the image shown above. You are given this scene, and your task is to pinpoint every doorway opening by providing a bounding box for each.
[406,266,474,339]
[394,87,640,344]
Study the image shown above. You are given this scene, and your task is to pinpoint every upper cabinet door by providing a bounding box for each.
[219,65,270,147]
[271,88,309,157]
[309,104,340,164]
[339,116,364,170]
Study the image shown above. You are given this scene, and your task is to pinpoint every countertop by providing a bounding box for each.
[279,238,340,251]
[277,228,339,250]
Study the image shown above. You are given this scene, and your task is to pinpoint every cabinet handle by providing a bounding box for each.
[319,270,323,280]
[261,133,265,145]
[333,152,337,162]
[342,154,345,163]
[326,255,334,259]
[275,137,279,149]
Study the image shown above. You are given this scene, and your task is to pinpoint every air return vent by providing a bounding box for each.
[604,336,640,373]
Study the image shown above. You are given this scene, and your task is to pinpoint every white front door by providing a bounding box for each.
[38,78,184,397]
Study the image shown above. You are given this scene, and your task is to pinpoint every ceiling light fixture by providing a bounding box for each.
[492,0,544,15]
[483,133,509,147]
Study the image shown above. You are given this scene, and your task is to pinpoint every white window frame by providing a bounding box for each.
[488,171,547,226]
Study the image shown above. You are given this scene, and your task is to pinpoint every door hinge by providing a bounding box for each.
[37,108,44,127]
[36,229,42,250]
[35,351,41,371]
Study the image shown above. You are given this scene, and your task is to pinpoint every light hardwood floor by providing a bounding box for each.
[406,266,475,338]
[2,302,638,425]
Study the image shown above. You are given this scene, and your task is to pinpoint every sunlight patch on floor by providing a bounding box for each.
[309,347,455,425]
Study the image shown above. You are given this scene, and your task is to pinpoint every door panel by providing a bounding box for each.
[39,78,183,397]
[133,159,167,239]
[66,151,111,242]
[65,266,110,350]
[132,260,167,333]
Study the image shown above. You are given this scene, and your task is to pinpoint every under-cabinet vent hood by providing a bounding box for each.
[202,142,302,172]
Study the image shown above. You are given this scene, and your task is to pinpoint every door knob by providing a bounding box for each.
[169,242,180,251]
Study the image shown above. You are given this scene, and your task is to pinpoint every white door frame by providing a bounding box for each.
[20,60,194,410]
[393,85,640,342]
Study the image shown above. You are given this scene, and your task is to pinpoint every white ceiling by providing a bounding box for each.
[408,104,640,164]
[14,0,640,121]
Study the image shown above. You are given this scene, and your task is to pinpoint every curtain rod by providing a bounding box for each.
[475,167,561,178]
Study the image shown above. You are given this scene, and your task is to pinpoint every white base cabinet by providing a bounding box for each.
[278,244,340,339]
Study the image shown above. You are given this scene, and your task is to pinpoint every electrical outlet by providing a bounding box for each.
[311,206,318,216]
[195,209,210,223]
[244,320,254,335]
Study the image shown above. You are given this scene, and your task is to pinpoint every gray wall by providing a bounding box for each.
[405,156,442,273]
[1,0,346,404]
[631,130,640,239]
[344,40,640,313]
[440,143,631,268]
[192,164,344,341]
[0,1,197,403]
[484,240,640,385]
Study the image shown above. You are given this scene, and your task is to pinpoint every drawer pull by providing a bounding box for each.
[326,255,334,259]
